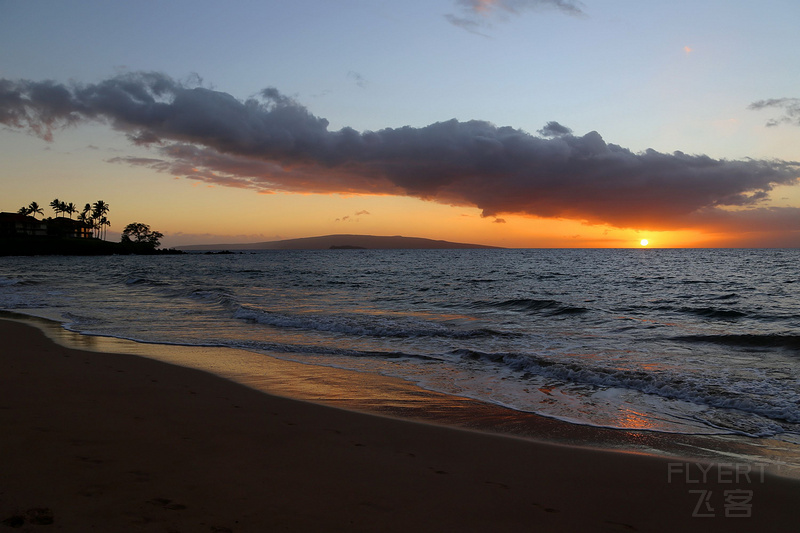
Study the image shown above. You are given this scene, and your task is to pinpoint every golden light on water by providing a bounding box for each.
[640,239,649,246]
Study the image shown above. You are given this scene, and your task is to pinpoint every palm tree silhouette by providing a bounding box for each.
[77,204,91,222]
[91,200,110,240]
[50,198,63,218]
[28,202,44,219]
[100,216,111,240]
[75,204,92,237]
[65,202,77,219]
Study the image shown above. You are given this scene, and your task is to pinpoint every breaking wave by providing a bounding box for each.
[233,305,508,339]
[472,298,589,316]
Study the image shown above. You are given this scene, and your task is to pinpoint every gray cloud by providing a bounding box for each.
[749,98,800,127]
[3,72,800,233]
[446,0,585,33]
[684,206,800,234]
[456,0,584,17]
[444,14,491,36]
[347,71,368,89]
[537,121,573,137]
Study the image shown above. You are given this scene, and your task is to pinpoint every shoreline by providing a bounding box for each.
[6,312,800,476]
[2,317,800,531]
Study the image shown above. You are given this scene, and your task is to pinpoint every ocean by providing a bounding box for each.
[2,249,799,468]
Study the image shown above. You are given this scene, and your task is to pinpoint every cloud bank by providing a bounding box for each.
[2,72,799,234]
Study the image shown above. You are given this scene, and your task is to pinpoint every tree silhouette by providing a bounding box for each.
[121,222,163,250]
[65,202,77,219]
[50,198,63,218]
[77,203,91,222]
[91,201,110,240]
[100,216,110,240]
[28,202,44,219]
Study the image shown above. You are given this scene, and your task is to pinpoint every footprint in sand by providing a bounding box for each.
[147,497,187,511]
[2,508,55,527]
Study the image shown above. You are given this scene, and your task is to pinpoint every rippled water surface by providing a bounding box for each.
[1,249,798,443]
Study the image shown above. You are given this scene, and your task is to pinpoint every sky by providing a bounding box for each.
[1,0,799,248]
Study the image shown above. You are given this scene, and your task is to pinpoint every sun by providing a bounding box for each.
[640,239,649,246]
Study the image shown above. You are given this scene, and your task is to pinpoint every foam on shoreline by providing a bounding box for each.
[6,312,800,477]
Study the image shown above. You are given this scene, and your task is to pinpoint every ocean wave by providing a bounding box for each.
[651,303,748,319]
[185,287,239,310]
[449,348,800,434]
[122,273,239,311]
[693,410,788,438]
[679,306,747,319]
[61,311,109,328]
[711,292,740,300]
[0,276,37,287]
[231,338,438,362]
[124,276,168,287]
[233,305,506,339]
[675,334,800,351]
[472,298,589,316]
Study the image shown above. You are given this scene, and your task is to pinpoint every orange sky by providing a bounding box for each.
[3,142,797,249]
[2,3,799,249]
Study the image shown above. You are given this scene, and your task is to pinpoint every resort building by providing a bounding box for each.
[0,212,48,237]
[0,212,93,239]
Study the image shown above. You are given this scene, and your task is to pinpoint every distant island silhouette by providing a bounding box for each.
[178,234,500,251]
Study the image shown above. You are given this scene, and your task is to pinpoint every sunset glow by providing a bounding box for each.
[1,2,798,248]
[3,5,800,509]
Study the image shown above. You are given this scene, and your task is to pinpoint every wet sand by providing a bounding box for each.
[2,318,798,532]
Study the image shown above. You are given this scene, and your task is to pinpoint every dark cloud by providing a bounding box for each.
[688,206,800,233]
[446,0,585,33]
[3,72,800,233]
[749,98,800,127]
[537,121,572,137]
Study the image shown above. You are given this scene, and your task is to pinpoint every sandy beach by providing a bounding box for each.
[1,318,798,532]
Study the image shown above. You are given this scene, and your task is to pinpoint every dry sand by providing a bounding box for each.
[1,318,798,532]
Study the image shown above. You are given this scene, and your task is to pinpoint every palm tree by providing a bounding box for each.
[76,203,94,238]
[99,216,111,241]
[65,202,77,219]
[50,198,63,218]
[17,206,32,216]
[28,202,44,219]
[91,201,110,240]
[77,203,91,224]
